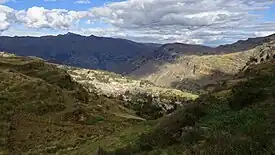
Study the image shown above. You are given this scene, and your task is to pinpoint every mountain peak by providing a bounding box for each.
[63,32,82,36]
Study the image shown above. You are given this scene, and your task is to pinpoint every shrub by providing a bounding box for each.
[229,85,266,109]
[137,103,206,150]
[196,100,274,155]
[85,116,104,125]
[24,101,66,115]
[228,74,274,109]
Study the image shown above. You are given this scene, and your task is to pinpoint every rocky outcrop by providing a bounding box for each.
[242,41,275,71]
[0,52,16,57]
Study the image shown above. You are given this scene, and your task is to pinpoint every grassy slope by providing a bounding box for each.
[130,49,254,93]
[100,61,275,155]
[0,55,144,154]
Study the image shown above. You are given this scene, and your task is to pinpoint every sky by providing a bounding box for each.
[0,0,275,46]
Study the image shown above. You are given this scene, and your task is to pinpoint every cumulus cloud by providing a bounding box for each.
[14,7,89,29]
[0,0,275,45]
[90,0,272,28]
[87,0,275,44]
[0,5,13,31]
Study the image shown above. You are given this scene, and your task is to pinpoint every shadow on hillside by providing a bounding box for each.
[130,34,275,78]
[170,69,236,94]
[129,47,243,78]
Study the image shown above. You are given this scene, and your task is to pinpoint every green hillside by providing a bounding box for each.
[99,61,275,154]
[0,55,144,154]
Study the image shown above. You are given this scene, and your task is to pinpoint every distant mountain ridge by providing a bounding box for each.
[0,33,161,74]
[217,33,275,52]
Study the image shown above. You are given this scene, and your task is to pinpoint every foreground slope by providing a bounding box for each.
[99,47,275,154]
[0,53,146,154]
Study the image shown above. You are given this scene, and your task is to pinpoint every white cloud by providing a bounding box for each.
[90,0,263,28]
[0,0,275,45]
[75,0,91,4]
[87,0,275,44]
[254,31,275,37]
[0,5,13,31]
[14,7,89,29]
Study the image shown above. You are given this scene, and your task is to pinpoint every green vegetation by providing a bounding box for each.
[2,53,275,155]
[124,93,164,120]
[122,91,197,120]
[98,61,275,154]
[85,116,105,125]
[0,55,141,154]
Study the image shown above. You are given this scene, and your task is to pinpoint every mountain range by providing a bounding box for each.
[0,33,160,74]
[1,35,275,154]
[1,33,273,76]
[1,33,275,93]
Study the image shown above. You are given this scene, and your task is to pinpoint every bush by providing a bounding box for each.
[137,103,206,150]
[229,85,266,109]
[85,116,104,125]
[228,75,274,109]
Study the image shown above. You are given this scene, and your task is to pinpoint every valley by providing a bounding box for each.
[1,34,275,155]
[1,0,275,154]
